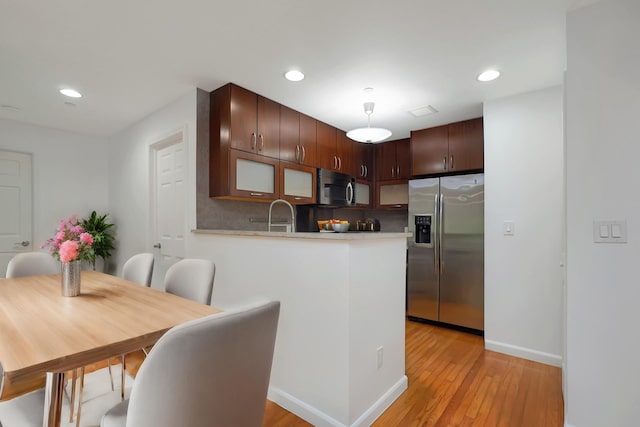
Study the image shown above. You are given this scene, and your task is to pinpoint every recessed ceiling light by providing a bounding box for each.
[284,70,304,82]
[60,88,82,98]
[477,70,500,82]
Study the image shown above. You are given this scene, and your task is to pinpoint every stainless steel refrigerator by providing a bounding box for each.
[407,174,484,331]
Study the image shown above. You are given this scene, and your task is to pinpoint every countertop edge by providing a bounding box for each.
[191,229,412,240]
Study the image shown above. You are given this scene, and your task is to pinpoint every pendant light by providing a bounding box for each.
[347,101,392,143]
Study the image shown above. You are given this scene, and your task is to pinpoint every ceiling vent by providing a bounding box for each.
[409,105,438,117]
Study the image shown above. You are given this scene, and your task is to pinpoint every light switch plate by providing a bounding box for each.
[593,220,627,243]
[503,220,515,236]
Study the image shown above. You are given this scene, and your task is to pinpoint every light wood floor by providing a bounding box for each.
[3,320,563,426]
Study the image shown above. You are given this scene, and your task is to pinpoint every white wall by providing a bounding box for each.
[483,86,564,366]
[566,1,640,426]
[107,89,197,285]
[0,118,109,261]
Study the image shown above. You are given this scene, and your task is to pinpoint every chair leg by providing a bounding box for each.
[107,359,115,391]
[121,354,126,400]
[68,369,77,422]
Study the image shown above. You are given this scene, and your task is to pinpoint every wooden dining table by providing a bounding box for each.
[0,270,219,427]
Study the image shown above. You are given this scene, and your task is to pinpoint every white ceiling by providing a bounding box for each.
[0,0,594,139]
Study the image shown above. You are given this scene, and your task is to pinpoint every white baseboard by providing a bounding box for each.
[268,375,408,427]
[485,339,562,367]
[351,376,408,427]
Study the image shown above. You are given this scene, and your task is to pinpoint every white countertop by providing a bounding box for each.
[192,229,412,240]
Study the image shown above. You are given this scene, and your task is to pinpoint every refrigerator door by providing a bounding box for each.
[407,178,439,321]
[439,174,484,330]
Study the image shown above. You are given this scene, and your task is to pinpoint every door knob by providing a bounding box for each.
[15,240,30,247]
[153,243,161,249]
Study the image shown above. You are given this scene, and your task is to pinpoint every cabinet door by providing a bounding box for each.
[229,149,279,200]
[376,141,398,181]
[257,96,280,158]
[336,130,353,174]
[411,125,449,176]
[299,113,317,167]
[280,161,316,205]
[316,121,338,170]
[230,84,258,153]
[448,117,484,172]
[395,138,411,179]
[376,180,409,209]
[279,105,299,163]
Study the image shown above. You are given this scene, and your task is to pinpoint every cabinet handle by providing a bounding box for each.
[396,166,400,177]
[337,157,342,171]
[360,165,364,177]
[301,145,306,162]
[333,156,338,170]
[295,145,300,161]
[365,165,368,177]
[450,155,454,169]
[259,134,264,151]
[391,167,395,177]
[251,133,257,150]
[443,156,447,170]
[250,192,264,197]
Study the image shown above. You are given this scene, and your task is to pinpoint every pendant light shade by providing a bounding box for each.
[347,101,392,143]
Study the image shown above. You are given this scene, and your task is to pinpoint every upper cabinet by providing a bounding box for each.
[376,138,411,181]
[228,84,280,158]
[316,122,350,173]
[280,106,317,167]
[411,117,483,176]
[352,141,374,181]
[448,118,484,172]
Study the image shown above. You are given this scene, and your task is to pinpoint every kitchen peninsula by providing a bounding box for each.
[190,230,410,427]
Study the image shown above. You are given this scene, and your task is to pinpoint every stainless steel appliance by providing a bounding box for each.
[316,169,355,207]
[407,174,484,331]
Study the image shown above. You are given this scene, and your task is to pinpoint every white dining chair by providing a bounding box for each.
[164,258,215,305]
[0,362,46,426]
[100,300,280,427]
[122,253,154,287]
[5,252,59,278]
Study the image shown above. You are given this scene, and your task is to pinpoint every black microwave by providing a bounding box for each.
[316,169,355,207]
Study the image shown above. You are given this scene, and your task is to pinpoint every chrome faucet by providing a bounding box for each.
[268,199,296,232]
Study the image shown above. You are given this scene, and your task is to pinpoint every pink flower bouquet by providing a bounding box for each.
[41,215,95,263]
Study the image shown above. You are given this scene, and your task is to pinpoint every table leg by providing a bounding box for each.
[43,372,64,427]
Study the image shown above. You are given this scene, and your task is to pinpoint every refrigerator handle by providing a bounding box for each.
[439,190,444,274]
[434,193,439,274]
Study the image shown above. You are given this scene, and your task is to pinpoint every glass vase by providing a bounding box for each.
[61,260,81,297]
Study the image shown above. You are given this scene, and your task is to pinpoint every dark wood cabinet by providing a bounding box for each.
[376,138,411,181]
[352,142,374,181]
[227,84,279,159]
[316,123,352,172]
[279,161,316,205]
[448,117,484,172]
[299,113,317,167]
[411,117,483,176]
[280,106,317,167]
[336,130,353,174]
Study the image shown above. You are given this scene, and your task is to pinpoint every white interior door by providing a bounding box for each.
[0,150,33,277]
[151,135,186,288]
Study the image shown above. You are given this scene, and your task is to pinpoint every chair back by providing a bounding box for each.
[164,259,215,305]
[5,252,59,278]
[124,301,280,427]
[122,253,154,287]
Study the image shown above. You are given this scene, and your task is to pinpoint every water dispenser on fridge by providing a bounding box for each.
[414,214,432,245]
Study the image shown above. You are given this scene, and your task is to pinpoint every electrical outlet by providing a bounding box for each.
[377,346,384,369]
